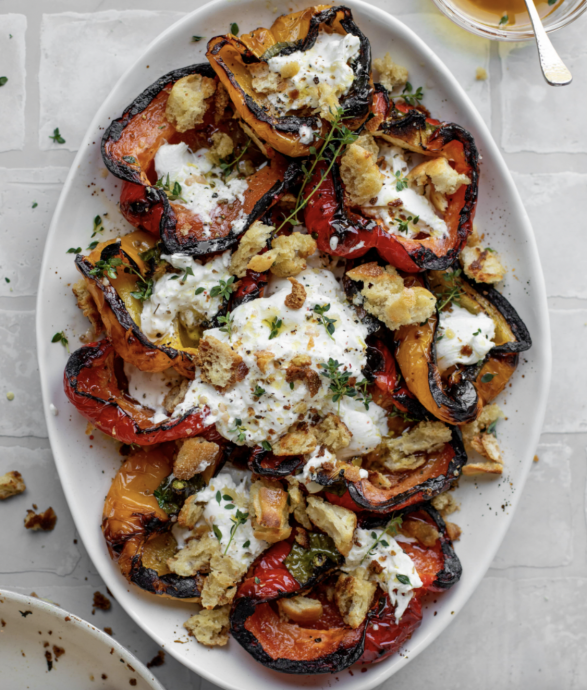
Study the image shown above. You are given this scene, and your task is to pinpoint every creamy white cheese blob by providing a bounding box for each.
[174,267,388,456]
[266,31,361,114]
[195,470,268,567]
[154,142,248,236]
[140,250,232,341]
[343,527,422,622]
[362,144,448,239]
[298,124,315,144]
[436,304,495,372]
[123,362,180,424]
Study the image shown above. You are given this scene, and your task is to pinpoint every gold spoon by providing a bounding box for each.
[522,0,572,85]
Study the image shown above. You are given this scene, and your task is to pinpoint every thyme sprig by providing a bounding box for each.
[51,331,69,352]
[91,215,104,238]
[265,316,283,340]
[394,170,409,192]
[396,215,419,234]
[313,303,336,340]
[435,269,463,312]
[229,418,247,443]
[360,516,403,565]
[88,255,153,302]
[210,275,236,300]
[318,358,371,414]
[218,312,234,338]
[219,139,251,179]
[155,173,186,202]
[400,82,424,106]
[224,509,249,555]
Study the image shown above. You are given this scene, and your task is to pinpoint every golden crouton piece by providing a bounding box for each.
[445,521,462,542]
[278,595,323,623]
[461,403,505,476]
[280,61,300,79]
[284,277,307,310]
[340,142,383,206]
[249,62,284,94]
[250,479,292,543]
[475,67,488,81]
[214,82,230,123]
[460,230,506,284]
[0,470,26,500]
[198,335,248,390]
[72,279,103,336]
[163,378,190,414]
[177,494,205,529]
[248,232,317,277]
[313,414,352,452]
[373,53,409,90]
[346,262,436,331]
[401,519,440,547]
[255,349,275,374]
[207,132,234,165]
[273,427,317,456]
[167,533,219,577]
[379,421,452,472]
[431,492,460,518]
[408,156,471,196]
[24,507,57,531]
[285,363,321,398]
[184,605,231,647]
[174,437,221,480]
[230,221,274,278]
[287,481,313,530]
[165,74,216,133]
[354,133,380,158]
[334,573,377,628]
[201,553,248,609]
[314,82,341,122]
[306,496,357,557]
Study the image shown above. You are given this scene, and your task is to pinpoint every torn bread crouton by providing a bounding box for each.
[284,277,307,310]
[378,421,452,472]
[174,438,221,480]
[313,414,352,452]
[431,492,460,518]
[306,496,357,557]
[249,62,284,94]
[24,507,57,531]
[401,519,439,547]
[354,133,380,158]
[206,132,234,165]
[201,553,248,609]
[167,532,219,577]
[198,335,248,389]
[373,53,409,90]
[255,349,275,374]
[230,221,274,278]
[248,232,317,277]
[163,378,190,414]
[72,279,103,336]
[460,230,506,284]
[165,74,216,133]
[340,142,383,206]
[445,522,462,542]
[285,363,321,398]
[250,479,292,543]
[273,426,318,456]
[278,595,323,623]
[461,403,504,475]
[408,157,471,214]
[177,494,205,529]
[346,262,436,331]
[0,471,26,500]
[214,82,230,123]
[314,82,341,122]
[287,481,313,530]
[334,573,377,629]
[184,605,231,647]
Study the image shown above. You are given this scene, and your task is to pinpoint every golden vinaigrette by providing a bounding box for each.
[451,0,564,27]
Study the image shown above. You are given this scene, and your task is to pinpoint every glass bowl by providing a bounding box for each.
[430,0,587,40]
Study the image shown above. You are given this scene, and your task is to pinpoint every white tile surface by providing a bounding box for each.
[512,172,587,298]
[0,310,47,438]
[39,10,185,151]
[0,15,26,152]
[500,15,587,153]
[0,446,80,575]
[0,167,68,296]
[399,13,491,127]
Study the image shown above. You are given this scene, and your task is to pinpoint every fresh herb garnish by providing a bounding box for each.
[213,524,223,541]
[155,173,186,202]
[396,215,419,234]
[388,407,420,424]
[130,275,154,302]
[170,266,194,283]
[313,303,336,340]
[360,516,403,564]
[265,316,283,340]
[487,419,498,437]
[66,247,81,254]
[394,170,409,192]
[32,202,38,209]
[318,358,357,414]
[499,14,508,25]
[435,269,463,312]
[224,509,249,555]
[229,418,247,443]
[218,311,234,338]
[87,240,99,251]
[89,254,153,301]
[481,372,496,383]
[192,35,204,42]
[49,127,66,144]
[230,22,239,35]
[401,82,424,106]
[253,385,266,398]
[51,331,69,352]
[91,214,104,238]
[122,155,137,165]
[243,540,251,548]
[218,139,251,179]
[396,574,411,586]
[473,329,481,336]
[4,277,10,283]
[195,287,205,295]
[210,275,236,300]
[89,256,123,281]
[0,77,8,87]
[261,440,272,452]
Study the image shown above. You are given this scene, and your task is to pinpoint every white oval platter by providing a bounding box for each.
[36,1,551,689]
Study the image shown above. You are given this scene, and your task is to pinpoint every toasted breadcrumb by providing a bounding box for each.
[201,553,247,609]
[255,350,275,374]
[167,533,219,577]
[401,519,440,547]
[378,421,452,472]
[184,605,231,647]
[92,591,111,611]
[174,438,220,480]
[284,278,307,309]
[408,157,471,196]
[334,573,377,628]
[287,481,313,530]
[163,378,190,414]
[0,471,26,500]
[340,142,383,206]
[230,221,274,278]
[177,494,205,529]
[72,279,103,336]
[280,61,300,79]
[285,363,321,397]
[346,262,436,331]
[476,67,488,81]
[461,404,505,475]
[24,507,57,531]
[431,492,460,518]
[249,62,284,94]
[306,496,357,557]
[373,53,409,90]
[445,521,462,541]
[250,479,292,543]
[273,426,317,456]
[354,133,380,158]
[198,335,248,389]
[165,74,216,133]
[460,230,506,284]
[206,132,234,165]
[278,595,323,623]
[248,232,317,277]
[313,414,352,452]
[214,82,230,123]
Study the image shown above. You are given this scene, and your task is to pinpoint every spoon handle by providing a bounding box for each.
[523,0,572,86]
